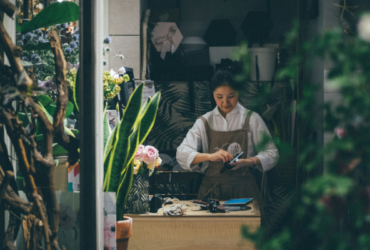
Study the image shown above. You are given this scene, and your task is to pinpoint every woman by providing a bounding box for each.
[176,70,279,220]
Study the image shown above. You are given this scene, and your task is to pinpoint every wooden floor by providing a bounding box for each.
[127,201,260,250]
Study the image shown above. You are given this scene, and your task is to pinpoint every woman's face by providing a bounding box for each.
[213,85,239,116]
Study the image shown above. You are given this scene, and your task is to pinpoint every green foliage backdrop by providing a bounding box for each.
[242,17,370,250]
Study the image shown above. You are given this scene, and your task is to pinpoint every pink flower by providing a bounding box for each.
[134,145,145,161]
[334,127,347,139]
[143,146,158,164]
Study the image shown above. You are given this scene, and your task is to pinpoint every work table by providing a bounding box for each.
[127,200,260,250]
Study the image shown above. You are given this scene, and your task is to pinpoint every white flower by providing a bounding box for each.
[112,74,120,79]
[109,69,116,77]
[118,67,126,75]
[358,14,370,42]
[116,53,124,60]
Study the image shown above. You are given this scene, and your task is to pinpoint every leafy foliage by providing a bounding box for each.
[16,2,79,34]
[242,17,370,250]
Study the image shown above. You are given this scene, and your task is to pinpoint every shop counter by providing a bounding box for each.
[127,200,260,250]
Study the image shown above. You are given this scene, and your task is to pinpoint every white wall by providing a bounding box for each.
[108,0,141,77]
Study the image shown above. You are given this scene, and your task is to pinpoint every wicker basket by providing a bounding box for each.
[149,171,203,200]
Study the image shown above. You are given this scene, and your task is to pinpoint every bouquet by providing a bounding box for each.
[133,145,162,176]
[103,67,130,102]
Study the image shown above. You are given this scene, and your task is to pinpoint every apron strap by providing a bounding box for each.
[243,110,253,130]
[199,116,208,127]
[199,116,212,149]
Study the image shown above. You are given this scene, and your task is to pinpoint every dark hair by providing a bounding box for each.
[210,70,242,92]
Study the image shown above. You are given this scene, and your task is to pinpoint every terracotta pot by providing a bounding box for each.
[116,216,132,250]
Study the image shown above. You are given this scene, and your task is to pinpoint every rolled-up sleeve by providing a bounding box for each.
[250,113,279,172]
[176,119,204,170]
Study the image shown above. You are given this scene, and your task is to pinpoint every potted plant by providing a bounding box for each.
[102,81,161,249]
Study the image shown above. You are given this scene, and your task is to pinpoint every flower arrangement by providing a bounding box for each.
[103,67,130,102]
[133,145,162,176]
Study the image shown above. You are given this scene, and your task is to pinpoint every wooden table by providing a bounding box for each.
[127,200,260,250]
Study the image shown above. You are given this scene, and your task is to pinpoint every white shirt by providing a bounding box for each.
[176,103,279,173]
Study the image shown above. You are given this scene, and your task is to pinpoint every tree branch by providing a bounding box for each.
[25,97,54,161]
[48,29,79,166]
[0,0,17,18]
[1,108,52,250]
[0,170,13,204]
[0,20,33,87]
[48,29,68,129]
[0,169,33,214]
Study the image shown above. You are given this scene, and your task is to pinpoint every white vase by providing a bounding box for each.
[248,47,277,82]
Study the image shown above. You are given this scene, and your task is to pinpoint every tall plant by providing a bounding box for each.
[103,83,161,221]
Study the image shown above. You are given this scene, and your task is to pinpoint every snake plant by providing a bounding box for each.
[103,82,161,221]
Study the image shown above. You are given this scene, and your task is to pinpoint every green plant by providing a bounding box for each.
[17,94,78,156]
[103,83,161,221]
[16,1,79,34]
[241,15,370,250]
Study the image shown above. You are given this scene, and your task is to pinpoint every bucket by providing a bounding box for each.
[248,47,277,81]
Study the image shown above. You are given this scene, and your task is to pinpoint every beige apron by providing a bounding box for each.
[197,110,265,220]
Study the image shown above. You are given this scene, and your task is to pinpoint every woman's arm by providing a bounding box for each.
[249,113,279,172]
[230,156,261,170]
[192,150,233,164]
[177,118,234,169]
[176,119,205,170]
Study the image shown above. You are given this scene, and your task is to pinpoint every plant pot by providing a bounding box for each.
[116,216,132,250]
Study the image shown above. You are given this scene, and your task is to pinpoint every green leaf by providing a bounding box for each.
[22,43,51,51]
[18,112,30,128]
[116,160,134,221]
[103,118,120,183]
[45,101,74,118]
[140,97,151,117]
[103,83,144,192]
[38,101,75,138]
[103,108,111,154]
[116,124,140,220]
[17,2,79,34]
[37,95,53,108]
[73,69,80,112]
[124,126,140,174]
[53,144,68,156]
[138,92,161,144]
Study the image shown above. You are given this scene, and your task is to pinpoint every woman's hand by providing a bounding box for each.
[208,150,233,163]
[230,158,255,170]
